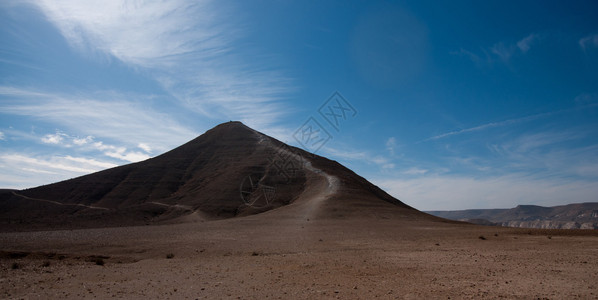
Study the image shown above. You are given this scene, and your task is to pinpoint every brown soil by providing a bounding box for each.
[1,215,597,299]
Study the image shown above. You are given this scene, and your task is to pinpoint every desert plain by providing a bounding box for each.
[2,193,598,299]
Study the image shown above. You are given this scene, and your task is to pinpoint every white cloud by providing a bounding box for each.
[402,167,428,175]
[426,125,598,185]
[73,136,93,145]
[41,131,67,144]
[490,42,515,62]
[323,146,393,170]
[137,143,151,153]
[104,150,150,163]
[0,131,4,140]
[91,141,120,152]
[451,48,483,65]
[90,141,149,162]
[516,33,538,53]
[579,34,598,51]
[26,0,293,131]
[322,147,367,161]
[0,154,111,174]
[21,167,58,175]
[0,114,162,166]
[0,153,118,189]
[30,0,227,68]
[488,131,598,178]
[425,96,598,143]
[63,155,117,169]
[504,130,585,153]
[424,110,559,141]
[385,137,397,155]
[0,87,198,152]
[373,175,598,211]
[457,33,539,65]
[41,132,95,148]
[382,163,395,169]
[7,122,158,164]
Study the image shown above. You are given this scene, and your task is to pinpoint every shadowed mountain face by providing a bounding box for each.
[427,203,598,229]
[0,121,419,231]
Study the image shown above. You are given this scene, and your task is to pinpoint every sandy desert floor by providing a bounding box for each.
[1,213,598,299]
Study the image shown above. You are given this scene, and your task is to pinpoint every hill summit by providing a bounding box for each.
[0,121,419,231]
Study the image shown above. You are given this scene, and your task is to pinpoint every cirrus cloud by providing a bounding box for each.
[579,34,598,51]
[26,0,294,130]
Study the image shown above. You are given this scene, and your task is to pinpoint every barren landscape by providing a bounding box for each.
[428,203,598,229]
[2,1,598,298]
[1,122,598,299]
[2,212,598,299]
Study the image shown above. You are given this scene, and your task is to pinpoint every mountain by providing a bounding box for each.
[0,121,424,231]
[427,203,598,229]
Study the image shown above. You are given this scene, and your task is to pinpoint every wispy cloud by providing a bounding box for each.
[62,156,117,169]
[73,136,93,146]
[456,33,540,64]
[103,150,149,163]
[501,130,586,153]
[385,137,397,155]
[2,123,152,164]
[84,140,150,163]
[0,87,197,153]
[490,42,516,62]
[41,131,68,145]
[322,145,394,170]
[424,99,598,142]
[137,143,152,153]
[0,153,118,189]
[28,0,228,67]
[402,167,428,175]
[62,133,151,163]
[1,1,297,188]
[451,48,484,66]
[398,108,598,210]
[423,110,556,141]
[0,154,115,175]
[516,33,538,53]
[26,0,294,130]
[0,131,5,141]
[579,34,598,51]
[424,127,598,199]
[487,130,598,178]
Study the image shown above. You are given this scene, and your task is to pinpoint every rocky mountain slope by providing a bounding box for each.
[0,121,421,231]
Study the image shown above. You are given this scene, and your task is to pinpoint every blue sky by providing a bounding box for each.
[1,1,597,210]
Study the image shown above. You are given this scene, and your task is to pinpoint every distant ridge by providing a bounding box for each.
[0,121,424,231]
[427,202,598,229]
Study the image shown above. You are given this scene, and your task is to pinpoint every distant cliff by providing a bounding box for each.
[427,203,598,229]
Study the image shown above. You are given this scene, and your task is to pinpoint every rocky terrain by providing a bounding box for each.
[428,203,598,229]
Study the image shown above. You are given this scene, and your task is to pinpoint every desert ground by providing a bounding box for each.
[2,205,598,299]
